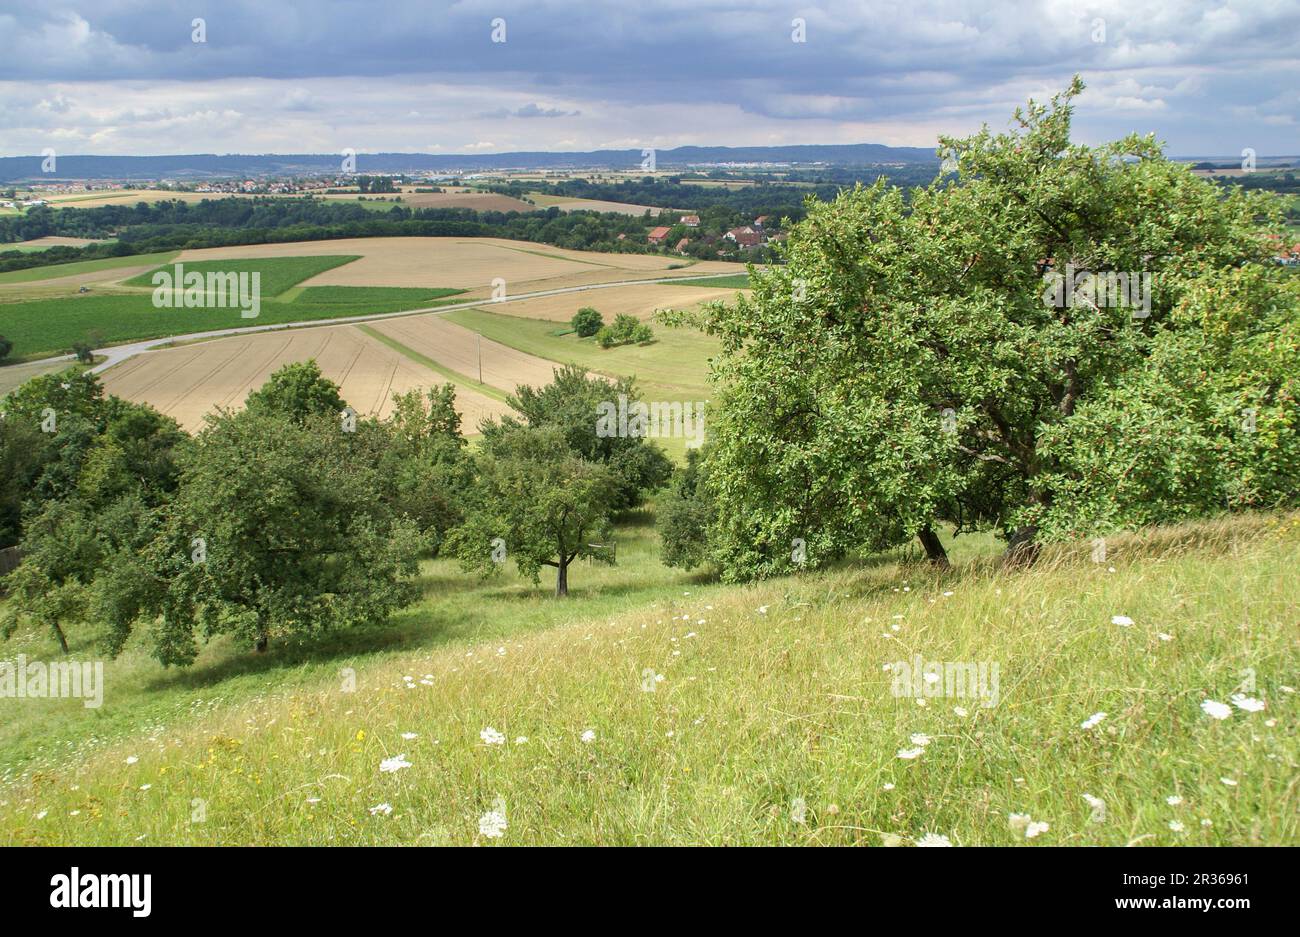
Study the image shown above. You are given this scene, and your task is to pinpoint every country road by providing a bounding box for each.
[11,272,744,378]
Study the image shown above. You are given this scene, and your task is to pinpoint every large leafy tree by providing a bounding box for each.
[447,425,617,596]
[487,364,673,510]
[1,389,185,654]
[378,384,472,550]
[94,406,423,665]
[687,78,1291,580]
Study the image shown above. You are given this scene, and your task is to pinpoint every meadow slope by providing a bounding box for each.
[1,514,1295,846]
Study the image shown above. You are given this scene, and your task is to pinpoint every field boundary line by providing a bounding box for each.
[353,325,511,403]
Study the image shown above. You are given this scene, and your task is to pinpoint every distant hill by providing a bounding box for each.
[0,144,938,182]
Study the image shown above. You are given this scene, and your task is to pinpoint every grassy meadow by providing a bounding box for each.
[1,511,1294,846]
[445,306,717,401]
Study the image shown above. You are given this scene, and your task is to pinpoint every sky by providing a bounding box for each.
[0,0,1296,158]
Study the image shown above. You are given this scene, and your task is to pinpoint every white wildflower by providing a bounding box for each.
[915,833,953,847]
[1080,712,1106,730]
[1200,700,1232,720]
[1230,694,1265,713]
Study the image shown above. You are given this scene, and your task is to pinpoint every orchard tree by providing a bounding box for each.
[657,446,714,570]
[685,78,1288,579]
[2,397,184,654]
[447,425,617,596]
[487,365,673,510]
[379,384,473,550]
[94,406,423,665]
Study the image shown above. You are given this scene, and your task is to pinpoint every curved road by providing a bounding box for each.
[12,272,736,377]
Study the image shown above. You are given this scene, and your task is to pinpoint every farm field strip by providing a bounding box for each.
[99,324,512,432]
[354,325,507,403]
[367,314,560,394]
[0,251,178,287]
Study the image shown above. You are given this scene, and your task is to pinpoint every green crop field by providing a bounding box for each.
[1,512,1294,845]
[0,289,466,364]
[662,273,751,289]
[0,257,473,360]
[293,286,465,305]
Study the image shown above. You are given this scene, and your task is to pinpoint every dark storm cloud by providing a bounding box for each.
[0,1,1295,155]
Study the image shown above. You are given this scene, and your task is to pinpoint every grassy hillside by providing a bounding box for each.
[1,512,1294,846]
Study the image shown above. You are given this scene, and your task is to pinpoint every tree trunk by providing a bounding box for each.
[555,560,569,598]
[51,621,69,654]
[1003,524,1041,567]
[255,631,269,653]
[917,526,950,568]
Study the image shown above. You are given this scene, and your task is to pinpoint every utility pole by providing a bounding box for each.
[477,333,482,384]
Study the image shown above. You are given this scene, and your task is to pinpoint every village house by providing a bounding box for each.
[724,225,763,248]
[680,214,700,227]
[675,237,691,254]
[647,225,673,245]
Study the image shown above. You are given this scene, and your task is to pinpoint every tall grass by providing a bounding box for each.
[1,513,1295,845]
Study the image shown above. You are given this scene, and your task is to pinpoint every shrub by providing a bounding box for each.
[571,306,603,337]
[595,313,654,348]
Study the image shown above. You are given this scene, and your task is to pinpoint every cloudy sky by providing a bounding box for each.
[0,0,1296,158]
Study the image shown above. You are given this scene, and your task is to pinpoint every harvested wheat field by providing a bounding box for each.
[1,235,108,250]
[100,323,510,433]
[173,237,737,295]
[368,314,559,392]
[386,192,533,212]
[488,282,744,322]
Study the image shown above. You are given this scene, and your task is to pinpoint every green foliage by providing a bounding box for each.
[487,364,673,510]
[571,306,604,337]
[657,446,714,569]
[692,77,1295,580]
[93,406,424,665]
[0,378,184,653]
[446,425,618,596]
[379,384,472,550]
[243,360,346,425]
[596,313,654,348]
